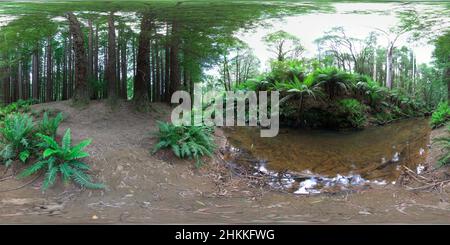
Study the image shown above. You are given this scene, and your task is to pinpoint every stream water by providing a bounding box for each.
[223,118,431,194]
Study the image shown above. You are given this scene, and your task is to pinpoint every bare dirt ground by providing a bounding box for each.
[0,100,449,224]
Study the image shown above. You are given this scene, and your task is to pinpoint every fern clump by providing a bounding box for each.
[0,113,35,166]
[431,102,450,128]
[337,98,367,128]
[20,128,104,190]
[152,121,216,168]
[0,99,35,120]
[37,112,63,137]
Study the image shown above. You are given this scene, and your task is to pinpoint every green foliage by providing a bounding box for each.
[431,102,450,128]
[0,113,35,166]
[20,128,104,190]
[152,121,216,168]
[0,99,36,120]
[37,112,63,137]
[433,125,450,166]
[268,59,305,83]
[355,75,385,107]
[311,67,355,99]
[337,99,367,128]
[234,76,271,92]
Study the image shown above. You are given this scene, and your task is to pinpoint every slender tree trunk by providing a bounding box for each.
[106,12,117,101]
[32,48,40,100]
[46,37,53,101]
[121,32,127,99]
[386,43,394,89]
[151,40,157,101]
[164,24,171,102]
[18,60,23,100]
[88,19,94,80]
[94,23,99,82]
[169,20,180,97]
[62,37,68,100]
[133,13,152,108]
[155,38,161,102]
[67,12,89,104]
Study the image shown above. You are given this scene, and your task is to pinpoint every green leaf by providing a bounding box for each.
[62,128,71,150]
[71,139,92,154]
[19,150,30,162]
[59,163,73,184]
[42,166,58,190]
[43,148,57,158]
[72,169,105,189]
[19,160,47,178]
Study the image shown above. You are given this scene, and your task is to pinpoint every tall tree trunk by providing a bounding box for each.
[88,19,94,80]
[151,40,157,101]
[155,38,161,102]
[32,48,40,101]
[121,32,127,99]
[169,20,180,97]
[67,12,89,104]
[62,37,68,100]
[68,35,73,99]
[18,60,23,100]
[133,13,152,108]
[94,23,99,82]
[106,12,117,101]
[386,43,394,89]
[164,24,170,102]
[46,37,53,101]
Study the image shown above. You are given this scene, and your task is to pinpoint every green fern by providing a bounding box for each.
[37,112,63,137]
[0,113,35,165]
[152,121,216,167]
[19,128,104,191]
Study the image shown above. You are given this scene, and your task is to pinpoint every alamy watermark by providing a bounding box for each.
[171,84,280,137]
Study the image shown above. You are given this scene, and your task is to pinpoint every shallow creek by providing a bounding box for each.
[223,118,431,194]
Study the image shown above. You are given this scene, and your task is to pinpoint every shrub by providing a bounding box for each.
[152,121,216,167]
[0,113,35,166]
[20,128,104,190]
[431,101,450,128]
[337,98,366,128]
[37,112,63,137]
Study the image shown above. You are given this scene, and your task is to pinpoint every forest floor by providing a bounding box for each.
[0,100,449,224]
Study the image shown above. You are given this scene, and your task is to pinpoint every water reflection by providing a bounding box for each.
[223,118,431,194]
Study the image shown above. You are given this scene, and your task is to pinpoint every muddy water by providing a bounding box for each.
[223,118,431,193]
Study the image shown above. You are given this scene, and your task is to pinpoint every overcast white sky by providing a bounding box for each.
[233,2,446,73]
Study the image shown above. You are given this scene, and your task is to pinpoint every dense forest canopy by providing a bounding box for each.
[0,0,448,113]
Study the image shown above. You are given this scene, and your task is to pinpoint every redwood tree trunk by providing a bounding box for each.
[133,13,152,107]
[88,19,94,80]
[32,48,39,101]
[106,12,117,101]
[169,20,181,98]
[46,36,53,102]
[67,12,89,103]
[120,33,127,99]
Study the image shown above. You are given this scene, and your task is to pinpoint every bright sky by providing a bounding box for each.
[234,2,445,72]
